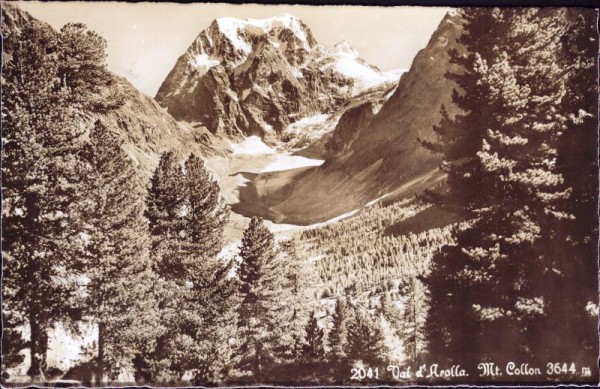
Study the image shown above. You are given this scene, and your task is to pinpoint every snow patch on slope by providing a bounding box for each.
[191,53,220,76]
[366,193,390,206]
[231,136,276,155]
[291,113,329,127]
[260,155,324,173]
[285,113,329,136]
[279,112,341,154]
[216,18,253,54]
[264,207,359,235]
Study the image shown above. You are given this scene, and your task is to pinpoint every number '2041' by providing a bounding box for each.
[350,367,379,380]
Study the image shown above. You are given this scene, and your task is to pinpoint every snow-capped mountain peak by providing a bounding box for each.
[324,40,399,91]
[212,14,313,57]
[226,14,308,40]
[156,14,402,137]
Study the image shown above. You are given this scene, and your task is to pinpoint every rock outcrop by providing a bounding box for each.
[326,99,384,155]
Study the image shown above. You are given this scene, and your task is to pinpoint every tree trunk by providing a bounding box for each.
[25,193,44,382]
[28,310,39,380]
[413,300,417,362]
[27,309,46,382]
[254,342,261,380]
[97,322,105,384]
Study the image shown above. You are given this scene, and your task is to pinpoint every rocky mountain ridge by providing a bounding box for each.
[155,14,401,139]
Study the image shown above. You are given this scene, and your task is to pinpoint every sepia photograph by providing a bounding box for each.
[1,0,599,386]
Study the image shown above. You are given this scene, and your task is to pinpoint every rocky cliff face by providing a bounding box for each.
[155,14,400,139]
[98,76,222,178]
[326,99,384,154]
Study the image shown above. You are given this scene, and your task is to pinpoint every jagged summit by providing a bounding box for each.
[179,13,317,72]
[332,40,357,55]
[213,14,313,54]
[155,14,401,137]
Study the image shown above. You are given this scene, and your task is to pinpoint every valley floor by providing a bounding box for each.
[205,136,341,257]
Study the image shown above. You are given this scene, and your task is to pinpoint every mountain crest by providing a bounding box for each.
[214,14,315,54]
[333,40,357,56]
[155,14,401,137]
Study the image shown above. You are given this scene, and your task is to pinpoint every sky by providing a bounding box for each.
[17,2,449,97]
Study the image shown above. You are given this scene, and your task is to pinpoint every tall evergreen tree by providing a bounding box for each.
[78,120,159,382]
[378,293,402,331]
[180,154,236,384]
[399,278,428,364]
[141,151,184,383]
[56,23,120,113]
[328,298,351,362]
[145,151,186,280]
[2,21,115,379]
[423,7,597,370]
[538,8,599,367]
[184,154,229,259]
[377,293,404,365]
[143,152,235,384]
[301,311,326,362]
[235,217,290,380]
[344,308,387,366]
[277,239,319,363]
[419,8,511,212]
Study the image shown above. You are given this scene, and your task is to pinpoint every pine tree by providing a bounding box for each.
[143,152,235,384]
[1,311,27,376]
[2,21,116,379]
[419,8,511,213]
[142,151,184,382]
[301,311,325,362]
[78,120,160,382]
[145,151,186,280]
[538,8,599,368]
[56,23,120,113]
[344,308,387,366]
[378,293,402,332]
[278,239,319,363]
[183,154,229,260]
[328,298,351,361]
[422,7,522,367]
[399,278,428,364]
[377,293,404,365]
[180,154,236,385]
[423,7,597,369]
[235,217,290,380]
[378,293,403,341]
